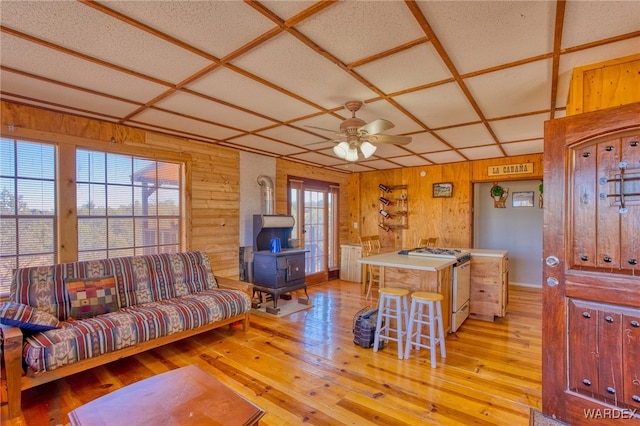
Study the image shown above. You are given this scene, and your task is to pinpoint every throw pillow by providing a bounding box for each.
[0,302,61,332]
[66,275,119,319]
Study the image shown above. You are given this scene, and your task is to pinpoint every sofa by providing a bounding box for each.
[0,251,252,419]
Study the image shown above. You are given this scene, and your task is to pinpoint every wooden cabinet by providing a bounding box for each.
[339,244,362,283]
[469,251,509,321]
[568,299,640,409]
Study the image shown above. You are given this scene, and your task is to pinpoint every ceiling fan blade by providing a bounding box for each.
[367,134,412,145]
[359,119,394,135]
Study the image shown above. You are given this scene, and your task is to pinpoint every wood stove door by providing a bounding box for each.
[286,254,305,284]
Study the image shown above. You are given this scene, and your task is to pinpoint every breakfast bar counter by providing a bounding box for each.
[358,251,454,332]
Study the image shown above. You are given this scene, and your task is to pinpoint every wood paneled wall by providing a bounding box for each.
[0,101,241,277]
[355,154,543,250]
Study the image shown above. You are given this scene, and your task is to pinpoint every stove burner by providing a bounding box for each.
[406,247,471,264]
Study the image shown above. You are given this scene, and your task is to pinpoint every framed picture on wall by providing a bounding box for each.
[512,191,534,207]
[433,182,453,198]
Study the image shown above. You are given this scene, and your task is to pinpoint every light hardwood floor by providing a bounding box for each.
[4,281,542,425]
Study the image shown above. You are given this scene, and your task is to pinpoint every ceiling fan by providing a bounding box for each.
[307,101,411,161]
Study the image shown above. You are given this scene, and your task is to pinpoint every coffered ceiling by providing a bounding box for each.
[1,1,638,173]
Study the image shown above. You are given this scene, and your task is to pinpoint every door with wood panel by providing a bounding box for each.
[543,103,640,424]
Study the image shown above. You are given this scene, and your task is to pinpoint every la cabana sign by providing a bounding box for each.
[488,162,534,177]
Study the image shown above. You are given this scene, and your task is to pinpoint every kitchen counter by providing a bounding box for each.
[465,248,509,257]
[357,251,455,271]
[358,251,454,332]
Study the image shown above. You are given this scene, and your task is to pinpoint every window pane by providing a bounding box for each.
[77,183,106,216]
[0,139,56,294]
[135,217,157,247]
[0,177,16,215]
[107,154,132,185]
[157,188,179,215]
[78,250,107,261]
[17,141,55,180]
[134,186,157,216]
[0,139,15,175]
[18,218,54,254]
[158,218,179,245]
[107,186,132,216]
[17,179,55,215]
[108,218,133,249]
[78,218,107,251]
[0,218,17,256]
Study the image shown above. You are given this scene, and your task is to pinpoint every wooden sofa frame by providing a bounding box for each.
[1,276,252,419]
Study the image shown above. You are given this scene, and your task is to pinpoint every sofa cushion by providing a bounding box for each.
[22,288,250,372]
[11,252,218,319]
[0,302,61,332]
[66,276,119,319]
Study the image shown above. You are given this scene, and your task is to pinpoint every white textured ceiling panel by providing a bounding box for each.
[0,33,168,103]
[97,1,274,58]
[388,155,433,167]
[459,145,505,160]
[187,68,320,122]
[288,151,342,166]
[230,32,378,108]
[435,124,496,149]
[395,83,480,129]
[424,151,467,164]
[490,113,549,142]
[355,43,452,95]
[257,125,326,146]
[296,1,424,64]
[133,109,243,141]
[562,1,640,49]
[502,140,545,156]
[0,71,139,118]
[153,92,275,131]
[1,0,636,173]
[371,143,413,158]
[465,59,553,119]
[417,1,555,74]
[357,158,407,170]
[405,133,452,154]
[0,1,211,83]
[228,134,305,156]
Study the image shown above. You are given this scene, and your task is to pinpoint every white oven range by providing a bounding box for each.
[407,247,471,332]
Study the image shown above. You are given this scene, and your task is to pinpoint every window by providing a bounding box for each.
[76,149,182,260]
[0,139,57,294]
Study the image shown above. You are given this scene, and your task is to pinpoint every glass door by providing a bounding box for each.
[289,178,339,284]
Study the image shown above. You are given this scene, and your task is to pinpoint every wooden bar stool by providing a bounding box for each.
[404,291,446,368]
[373,287,409,359]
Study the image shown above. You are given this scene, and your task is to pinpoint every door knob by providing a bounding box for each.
[545,256,560,267]
[546,277,559,287]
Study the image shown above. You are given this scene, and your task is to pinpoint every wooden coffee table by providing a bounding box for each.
[68,365,265,425]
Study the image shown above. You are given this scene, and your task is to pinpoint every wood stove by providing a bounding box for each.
[252,215,309,314]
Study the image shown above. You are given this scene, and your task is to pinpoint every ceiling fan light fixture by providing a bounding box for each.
[360,141,377,158]
[345,147,359,162]
[333,141,349,159]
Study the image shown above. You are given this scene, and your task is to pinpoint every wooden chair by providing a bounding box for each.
[417,237,437,247]
[359,236,380,297]
[369,235,382,251]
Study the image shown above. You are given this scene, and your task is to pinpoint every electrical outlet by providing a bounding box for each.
[353,222,358,229]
